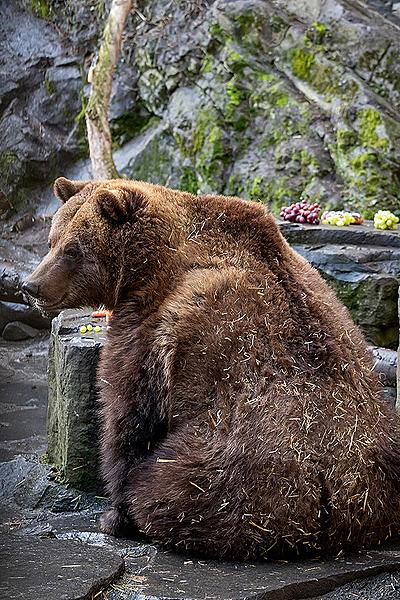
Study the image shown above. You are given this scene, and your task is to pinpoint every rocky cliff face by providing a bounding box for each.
[1,0,398,216]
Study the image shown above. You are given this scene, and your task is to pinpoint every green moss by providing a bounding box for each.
[209,22,225,40]
[39,452,50,464]
[270,15,289,33]
[74,90,89,158]
[0,151,18,170]
[198,124,228,187]
[330,102,399,212]
[251,78,289,109]
[248,176,264,200]
[264,177,300,210]
[234,13,257,35]
[289,47,359,100]
[44,77,56,96]
[225,47,248,73]
[95,0,105,18]
[111,110,159,149]
[350,151,376,174]
[226,78,243,108]
[290,48,315,80]
[130,132,174,185]
[337,129,357,149]
[180,167,199,194]
[201,54,213,74]
[226,174,244,196]
[297,149,320,176]
[191,113,207,156]
[305,21,328,45]
[358,107,389,150]
[30,0,51,18]
[255,72,276,83]
[322,274,399,348]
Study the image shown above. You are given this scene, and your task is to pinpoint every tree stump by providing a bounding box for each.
[47,310,106,490]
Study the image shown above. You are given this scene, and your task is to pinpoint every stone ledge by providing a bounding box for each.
[0,533,124,600]
[278,220,400,248]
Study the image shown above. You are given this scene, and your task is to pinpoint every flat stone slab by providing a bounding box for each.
[279,220,400,248]
[0,533,124,600]
[102,539,400,600]
[311,570,400,599]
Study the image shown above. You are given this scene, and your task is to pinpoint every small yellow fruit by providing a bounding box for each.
[86,324,93,332]
[94,325,102,333]
[80,325,87,334]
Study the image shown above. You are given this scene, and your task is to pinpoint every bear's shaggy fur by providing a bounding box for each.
[26,177,400,560]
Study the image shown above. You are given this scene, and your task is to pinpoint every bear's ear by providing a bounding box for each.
[54,177,90,203]
[94,187,145,223]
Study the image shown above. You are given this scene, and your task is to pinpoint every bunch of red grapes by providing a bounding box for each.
[280,201,321,224]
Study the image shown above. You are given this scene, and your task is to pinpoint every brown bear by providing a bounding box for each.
[24,177,400,560]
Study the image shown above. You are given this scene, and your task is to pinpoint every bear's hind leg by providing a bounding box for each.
[125,427,323,560]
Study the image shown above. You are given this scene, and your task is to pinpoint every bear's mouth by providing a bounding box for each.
[34,294,67,314]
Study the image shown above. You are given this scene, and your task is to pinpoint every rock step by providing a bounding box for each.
[279,221,400,350]
[0,533,124,600]
[279,221,400,249]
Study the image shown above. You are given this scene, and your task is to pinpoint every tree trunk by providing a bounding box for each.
[86,0,133,180]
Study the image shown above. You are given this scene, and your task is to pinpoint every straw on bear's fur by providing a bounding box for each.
[27,177,400,560]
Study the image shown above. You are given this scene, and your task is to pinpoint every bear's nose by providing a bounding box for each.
[22,281,40,298]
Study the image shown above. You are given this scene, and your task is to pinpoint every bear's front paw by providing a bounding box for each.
[99,508,130,537]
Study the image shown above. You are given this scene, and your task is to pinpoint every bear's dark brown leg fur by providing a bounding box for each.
[98,321,170,536]
[125,424,324,560]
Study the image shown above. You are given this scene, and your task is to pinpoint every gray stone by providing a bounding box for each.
[279,221,400,349]
[0,214,50,303]
[2,321,40,341]
[105,543,400,600]
[0,300,51,334]
[370,346,398,388]
[0,533,124,600]
[47,310,107,491]
[311,570,400,600]
[0,334,48,462]
[0,456,77,513]
[0,2,83,207]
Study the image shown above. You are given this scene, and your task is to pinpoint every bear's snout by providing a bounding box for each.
[21,280,40,299]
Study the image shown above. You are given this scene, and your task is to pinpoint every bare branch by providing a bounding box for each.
[86,0,133,179]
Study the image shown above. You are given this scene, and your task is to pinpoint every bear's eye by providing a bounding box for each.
[64,245,81,259]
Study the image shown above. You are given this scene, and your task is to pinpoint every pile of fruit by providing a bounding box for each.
[373,210,399,230]
[279,201,398,231]
[321,211,364,226]
[279,201,321,224]
[80,323,102,334]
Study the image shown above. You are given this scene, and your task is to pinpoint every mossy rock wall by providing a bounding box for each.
[3,0,399,215]
[121,0,400,216]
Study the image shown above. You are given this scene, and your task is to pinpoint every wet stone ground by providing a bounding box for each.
[0,336,400,599]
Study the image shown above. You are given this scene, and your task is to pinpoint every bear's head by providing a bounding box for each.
[22,177,178,312]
